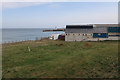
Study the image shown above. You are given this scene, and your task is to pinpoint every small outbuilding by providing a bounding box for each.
[49,34,59,40]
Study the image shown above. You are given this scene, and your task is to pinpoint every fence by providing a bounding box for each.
[2,37,49,44]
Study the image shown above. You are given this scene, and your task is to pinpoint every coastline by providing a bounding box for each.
[2,37,50,45]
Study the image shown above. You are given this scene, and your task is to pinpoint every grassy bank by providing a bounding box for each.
[2,40,119,78]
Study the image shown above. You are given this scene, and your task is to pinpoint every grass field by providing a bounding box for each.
[2,40,119,78]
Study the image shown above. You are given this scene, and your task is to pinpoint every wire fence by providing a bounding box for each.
[2,36,49,44]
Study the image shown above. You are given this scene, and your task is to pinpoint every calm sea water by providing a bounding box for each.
[2,28,65,43]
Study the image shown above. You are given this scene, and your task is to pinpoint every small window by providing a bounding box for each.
[85,34,87,36]
[83,34,84,36]
[79,34,80,35]
[73,34,74,35]
[66,34,67,35]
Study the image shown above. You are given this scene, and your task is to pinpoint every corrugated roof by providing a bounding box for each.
[94,24,118,27]
[66,25,93,29]
[65,27,108,33]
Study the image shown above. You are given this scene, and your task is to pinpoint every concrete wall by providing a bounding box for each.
[65,33,120,41]
[108,33,120,40]
[65,33,119,41]
[108,37,120,40]
[65,33,93,41]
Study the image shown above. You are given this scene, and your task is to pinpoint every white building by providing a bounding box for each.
[49,34,59,40]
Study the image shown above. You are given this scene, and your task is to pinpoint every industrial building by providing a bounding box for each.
[65,24,119,41]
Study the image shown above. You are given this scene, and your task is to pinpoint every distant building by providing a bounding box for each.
[65,24,119,41]
[49,34,59,40]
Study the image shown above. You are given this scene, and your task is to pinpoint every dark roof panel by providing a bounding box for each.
[66,25,93,29]
[65,27,108,33]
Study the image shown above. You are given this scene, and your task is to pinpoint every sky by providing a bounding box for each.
[2,2,118,28]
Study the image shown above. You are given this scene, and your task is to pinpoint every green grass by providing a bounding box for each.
[2,40,119,78]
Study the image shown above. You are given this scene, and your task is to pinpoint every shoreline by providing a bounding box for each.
[2,37,50,45]
[2,39,119,45]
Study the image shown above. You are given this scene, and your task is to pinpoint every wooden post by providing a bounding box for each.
[28,46,31,52]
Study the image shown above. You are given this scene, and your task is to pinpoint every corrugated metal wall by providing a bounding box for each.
[108,27,120,33]
[93,33,108,38]
[58,35,61,39]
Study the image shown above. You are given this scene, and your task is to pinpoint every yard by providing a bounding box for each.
[2,40,119,78]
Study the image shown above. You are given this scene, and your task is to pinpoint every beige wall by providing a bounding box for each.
[65,33,120,41]
[108,37,120,40]
[108,33,120,35]
[65,33,93,41]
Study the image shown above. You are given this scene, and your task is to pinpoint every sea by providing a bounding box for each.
[1,28,65,43]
